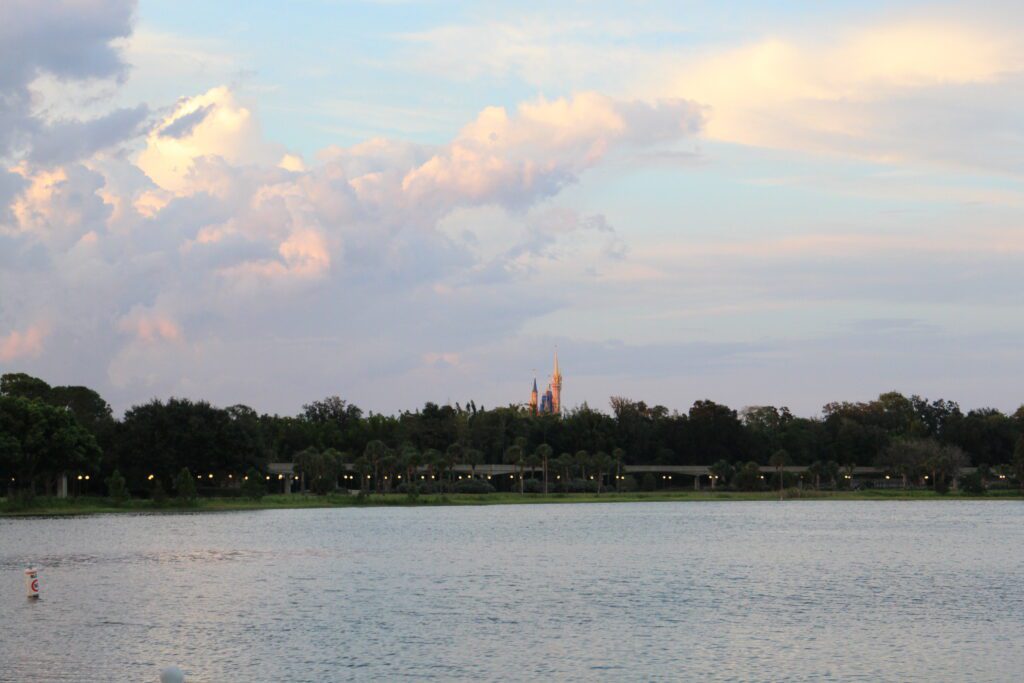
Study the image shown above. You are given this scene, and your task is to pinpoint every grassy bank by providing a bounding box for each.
[2,488,1022,516]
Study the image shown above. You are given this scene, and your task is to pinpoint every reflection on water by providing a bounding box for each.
[1,501,1022,682]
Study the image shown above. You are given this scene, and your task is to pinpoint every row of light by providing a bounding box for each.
[63,469,1017,485]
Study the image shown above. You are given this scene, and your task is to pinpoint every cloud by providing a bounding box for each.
[0,0,139,163]
[401,12,1024,172]
[0,324,48,361]
[30,105,150,165]
[401,93,703,210]
[117,308,183,344]
[158,103,214,139]
[673,21,1022,165]
[137,87,281,194]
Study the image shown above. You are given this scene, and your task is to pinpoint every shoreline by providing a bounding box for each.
[2,489,1022,517]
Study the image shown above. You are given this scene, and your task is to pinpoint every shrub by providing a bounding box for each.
[173,467,198,503]
[241,468,266,500]
[640,473,657,492]
[2,488,36,511]
[106,469,129,506]
[452,478,495,494]
[732,462,766,492]
[522,479,544,494]
[398,481,441,494]
[309,475,335,496]
[151,478,168,505]
[959,472,986,496]
[566,478,598,493]
[769,471,800,490]
[619,475,638,492]
[934,478,950,495]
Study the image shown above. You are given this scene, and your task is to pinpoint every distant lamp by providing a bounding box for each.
[147,474,154,481]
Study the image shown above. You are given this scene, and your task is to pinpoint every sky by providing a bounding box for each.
[2,0,1024,417]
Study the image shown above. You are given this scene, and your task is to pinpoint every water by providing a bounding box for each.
[1,501,1022,682]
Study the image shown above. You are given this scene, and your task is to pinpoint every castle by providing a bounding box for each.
[529,351,562,415]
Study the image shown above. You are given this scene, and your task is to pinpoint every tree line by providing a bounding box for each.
[2,371,1024,495]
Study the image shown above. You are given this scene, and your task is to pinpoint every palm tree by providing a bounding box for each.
[806,461,825,490]
[769,449,789,500]
[574,450,590,482]
[445,443,464,485]
[824,460,841,489]
[555,452,573,491]
[593,451,613,494]
[708,459,734,491]
[525,450,542,491]
[363,440,387,492]
[379,451,398,492]
[464,448,483,480]
[503,442,525,494]
[351,455,371,491]
[401,445,422,486]
[612,447,626,492]
[422,448,443,488]
[536,444,553,494]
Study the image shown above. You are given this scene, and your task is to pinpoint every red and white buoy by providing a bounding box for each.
[24,567,39,599]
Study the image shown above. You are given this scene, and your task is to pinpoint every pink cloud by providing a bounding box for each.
[0,324,48,361]
[117,310,183,344]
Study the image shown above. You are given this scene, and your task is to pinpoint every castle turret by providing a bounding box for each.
[550,350,562,415]
[529,378,538,415]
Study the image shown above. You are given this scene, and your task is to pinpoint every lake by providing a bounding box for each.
[1,501,1022,682]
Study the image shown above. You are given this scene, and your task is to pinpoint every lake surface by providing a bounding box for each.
[1,501,1022,682]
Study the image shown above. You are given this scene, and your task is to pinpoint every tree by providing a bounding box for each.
[0,395,101,494]
[769,449,789,498]
[805,461,825,490]
[0,373,52,402]
[106,469,129,505]
[242,468,266,500]
[115,398,267,486]
[592,451,614,494]
[363,440,387,492]
[464,448,483,480]
[1014,438,1024,492]
[536,444,553,494]
[574,450,590,481]
[554,452,573,491]
[732,461,765,492]
[173,467,198,503]
[294,447,344,494]
[503,438,526,494]
[708,459,734,490]
[612,447,626,491]
[401,445,423,486]
[522,449,539,488]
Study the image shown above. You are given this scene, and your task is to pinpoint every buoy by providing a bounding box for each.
[24,567,39,599]
[160,666,185,683]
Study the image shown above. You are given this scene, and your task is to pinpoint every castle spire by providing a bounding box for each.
[550,348,562,415]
